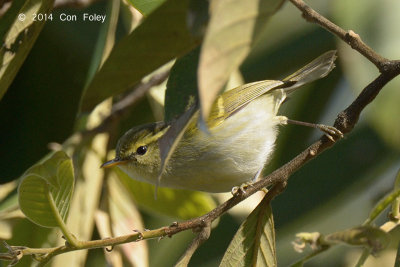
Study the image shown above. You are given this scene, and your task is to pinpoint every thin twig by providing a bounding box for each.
[175,222,211,267]
[11,227,166,264]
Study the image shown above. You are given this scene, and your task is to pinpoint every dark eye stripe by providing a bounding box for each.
[136,145,147,155]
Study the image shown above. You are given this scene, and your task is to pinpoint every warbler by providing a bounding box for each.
[102,51,341,192]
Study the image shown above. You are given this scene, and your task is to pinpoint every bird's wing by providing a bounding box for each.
[207,80,285,128]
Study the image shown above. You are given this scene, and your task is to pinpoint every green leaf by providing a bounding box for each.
[220,196,276,267]
[114,168,216,220]
[84,0,120,87]
[198,0,285,120]
[164,46,200,122]
[127,0,166,16]
[0,0,54,101]
[81,0,200,113]
[18,151,74,228]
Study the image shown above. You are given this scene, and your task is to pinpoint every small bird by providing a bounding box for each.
[102,51,342,193]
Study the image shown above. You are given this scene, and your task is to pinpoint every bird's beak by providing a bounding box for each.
[101,158,127,168]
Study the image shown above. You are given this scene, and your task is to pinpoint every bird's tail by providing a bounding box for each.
[282,50,337,94]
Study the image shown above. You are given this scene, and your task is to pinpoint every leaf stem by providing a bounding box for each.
[289,246,329,267]
[46,188,82,248]
[364,187,400,225]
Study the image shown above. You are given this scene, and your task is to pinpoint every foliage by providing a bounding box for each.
[18,151,74,228]
[0,0,400,266]
[220,196,276,267]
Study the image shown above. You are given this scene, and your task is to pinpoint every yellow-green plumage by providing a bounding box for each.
[105,51,337,192]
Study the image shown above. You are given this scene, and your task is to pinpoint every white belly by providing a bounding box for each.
[161,90,286,192]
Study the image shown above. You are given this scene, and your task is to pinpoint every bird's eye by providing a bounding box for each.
[136,145,147,155]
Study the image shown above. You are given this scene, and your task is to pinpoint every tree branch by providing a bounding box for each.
[2,227,167,265]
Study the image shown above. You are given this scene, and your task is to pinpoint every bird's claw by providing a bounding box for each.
[231,182,254,196]
[318,124,343,141]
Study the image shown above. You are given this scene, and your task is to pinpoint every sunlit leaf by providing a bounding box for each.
[127,0,166,16]
[18,151,74,228]
[0,0,54,101]
[94,210,124,267]
[108,173,148,267]
[120,0,144,32]
[0,216,14,239]
[0,180,17,203]
[0,181,18,214]
[198,0,285,121]
[81,0,200,112]
[115,168,216,220]
[220,196,276,267]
